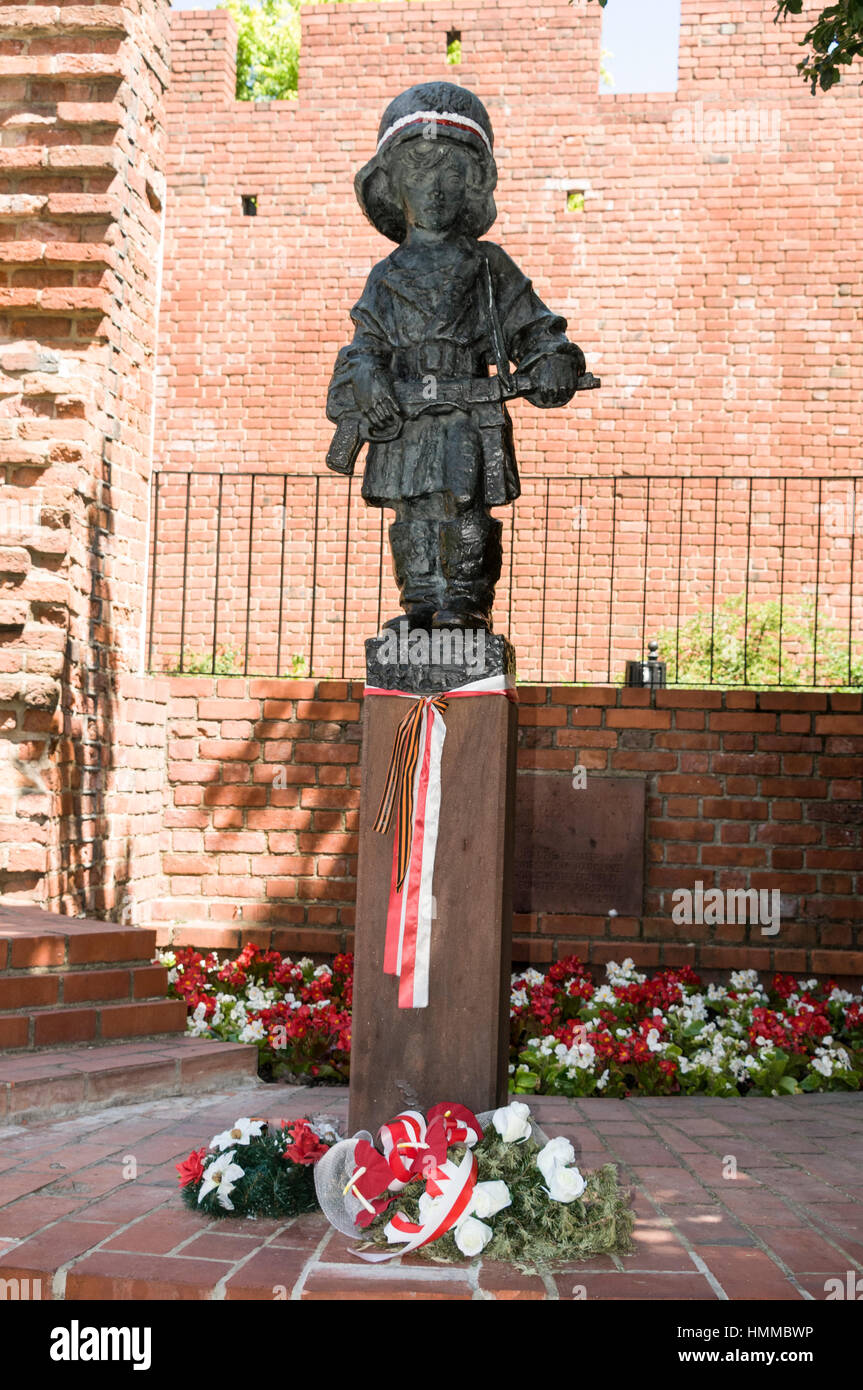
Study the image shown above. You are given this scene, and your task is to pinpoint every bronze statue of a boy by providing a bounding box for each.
[327,82,596,633]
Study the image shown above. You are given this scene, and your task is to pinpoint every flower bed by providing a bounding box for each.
[510,958,862,1097]
[160,947,862,1097]
[162,944,351,1083]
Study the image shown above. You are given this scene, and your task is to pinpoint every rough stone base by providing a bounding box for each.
[365,629,515,695]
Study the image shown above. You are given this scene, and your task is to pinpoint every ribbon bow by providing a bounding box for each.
[373,695,449,891]
[341,1105,483,1258]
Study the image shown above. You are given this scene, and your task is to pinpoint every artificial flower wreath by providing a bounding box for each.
[177,1115,337,1219]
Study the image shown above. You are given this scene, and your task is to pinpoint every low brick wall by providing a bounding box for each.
[151,679,863,980]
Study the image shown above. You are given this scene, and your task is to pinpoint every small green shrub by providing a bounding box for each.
[658,595,862,689]
[166,645,244,677]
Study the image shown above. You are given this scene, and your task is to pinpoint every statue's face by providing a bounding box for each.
[391,141,469,234]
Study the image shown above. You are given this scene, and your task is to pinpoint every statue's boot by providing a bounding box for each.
[382,519,443,631]
[433,512,502,630]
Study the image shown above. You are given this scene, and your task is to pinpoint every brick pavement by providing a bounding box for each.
[0,1087,860,1300]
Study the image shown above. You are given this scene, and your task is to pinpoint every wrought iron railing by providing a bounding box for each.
[146,471,862,687]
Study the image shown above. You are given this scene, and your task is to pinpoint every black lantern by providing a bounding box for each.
[625,639,666,689]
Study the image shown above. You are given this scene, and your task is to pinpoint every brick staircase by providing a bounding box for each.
[0,905,258,1124]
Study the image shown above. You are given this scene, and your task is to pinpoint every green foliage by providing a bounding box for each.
[286,653,309,678]
[221,0,419,101]
[362,1128,634,1268]
[566,190,585,213]
[585,0,863,93]
[165,645,244,676]
[182,1130,320,1220]
[221,0,301,101]
[657,594,863,689]
[775,0,863,91]
[446,36,462,65]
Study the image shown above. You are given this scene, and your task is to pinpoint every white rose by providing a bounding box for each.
[492,1101,531,1143]
[536,1136,575,1184]
[469,1181,511,1220]
[545,1164,586,1203]
[454,1216,493,1257]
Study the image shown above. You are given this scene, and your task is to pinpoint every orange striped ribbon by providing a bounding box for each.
[373,695,449,890]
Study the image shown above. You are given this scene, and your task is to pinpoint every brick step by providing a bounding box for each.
[0,964,171,1014]
[0,903,159,972]
[0,998,187,1052]
[0,1037,259,1126]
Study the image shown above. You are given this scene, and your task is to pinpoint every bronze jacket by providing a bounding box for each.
[326,236,579,507]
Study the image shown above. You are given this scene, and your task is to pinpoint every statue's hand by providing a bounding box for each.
[525,351,584,408]
[352,365,402,431]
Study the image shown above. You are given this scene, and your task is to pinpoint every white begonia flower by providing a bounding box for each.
[492,1101,531,1143]
[812,1054,833,1077]
[469,1181,511,1221]
[454,1216,494,1257]
[197,1150,245,1210]
[596,1068,610,1090]
[646,1028,664,1053]
[239,1019,265,1044]
[188,1002,213,1038]
[210,1117,265,1151]
[592,986,617,1006]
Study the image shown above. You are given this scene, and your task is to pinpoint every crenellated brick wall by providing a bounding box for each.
[0,0,170,916]
[152,680,863,981]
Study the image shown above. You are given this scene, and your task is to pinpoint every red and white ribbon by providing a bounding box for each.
[354,1149,479,1262]
[365,674,516,1009]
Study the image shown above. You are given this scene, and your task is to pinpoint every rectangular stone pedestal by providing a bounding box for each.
[348,685,517,1136]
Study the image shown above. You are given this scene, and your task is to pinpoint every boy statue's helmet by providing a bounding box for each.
[355,82,498,243]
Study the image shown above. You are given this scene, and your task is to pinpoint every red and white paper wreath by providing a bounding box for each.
[339,1104,483,1262]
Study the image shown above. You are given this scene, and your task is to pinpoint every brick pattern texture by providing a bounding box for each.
[158,0,862,480]
[0,2,169,915]
[149,0,863,680]
[154,679,863,980]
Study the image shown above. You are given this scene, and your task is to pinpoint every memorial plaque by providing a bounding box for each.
[514,773,645,916]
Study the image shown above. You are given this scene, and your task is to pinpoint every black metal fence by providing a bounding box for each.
[146,471,862,687]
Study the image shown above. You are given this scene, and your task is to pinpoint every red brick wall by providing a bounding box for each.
[0,0,170,914]
[153,679,863,981]
[149,0,863,682]
[158,0,862,480]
